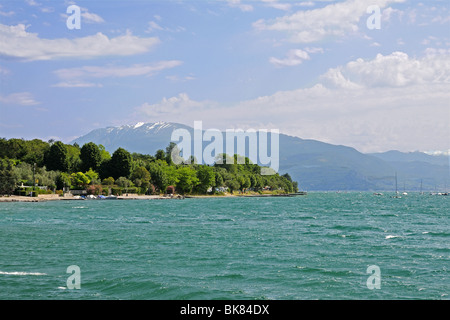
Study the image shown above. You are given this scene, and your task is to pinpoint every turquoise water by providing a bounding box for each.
[0,193,448,300]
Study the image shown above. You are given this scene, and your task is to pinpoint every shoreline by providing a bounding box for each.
[0,192,307,202]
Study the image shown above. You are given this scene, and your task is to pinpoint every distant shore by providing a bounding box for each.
[0,192,307,202]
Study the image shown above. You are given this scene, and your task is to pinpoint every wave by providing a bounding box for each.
[0,271,47,276]
[385,235,401,239]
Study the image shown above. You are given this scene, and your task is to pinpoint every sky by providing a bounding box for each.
[0,0,449,154]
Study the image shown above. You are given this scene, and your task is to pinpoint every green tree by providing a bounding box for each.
[22,139,50,167]
[102,177,115,186]
[99,145,111,162]
[55,172,72,190]
[84,168,100,185]
[116,176,132,188]
[131,166,151,191]
[240,174,251,192]
[0,159,18,195]
[80,142,101,172]
[155,149,166,162]
[176,167,199,194]
[6,138,27,160]
[225,179,240,194]
[109,148,132,179]
[165,142,178,165]
[292,181,299,193]
[196,166,215,193]
[45,141,69,172]
[70,172,90,188]
[149,166,168,192]
[167,165,180,185]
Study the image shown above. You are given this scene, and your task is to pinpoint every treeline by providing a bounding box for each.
[0,138,298,196]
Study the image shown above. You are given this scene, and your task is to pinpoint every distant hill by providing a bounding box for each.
[368,151,449,192]
[72,122,450,191]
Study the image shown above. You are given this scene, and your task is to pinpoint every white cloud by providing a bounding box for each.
[135,50,450,153]
[227,0,253,12]
[0,4,14,17]
[269,49,310,67]
[53,61,182,81]
[0,24,160,61]
[147,21,165,32]
[166,75,196,82]
[60,6,104,22]
[136,93,217,118]
[25,0,40,6]
[260,0,292,11]
[424,150,450,156]
[321,51,450,88]
[51,81,103,88]
[253,0,406,43]
[0,92,39,106]
[81,10,105,24]
[145,20,186,33]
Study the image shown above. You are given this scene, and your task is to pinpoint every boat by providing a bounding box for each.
[392,172,401,198]
[291,191,307,196]
[373,192,383,196]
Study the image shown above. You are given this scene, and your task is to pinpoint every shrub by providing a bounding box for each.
[87,184,102,195]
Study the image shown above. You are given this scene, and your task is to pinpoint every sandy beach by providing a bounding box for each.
[0,192,304,202]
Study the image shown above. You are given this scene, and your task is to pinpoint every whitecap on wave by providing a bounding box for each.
[0,271,47,276]
[385,235,401,239]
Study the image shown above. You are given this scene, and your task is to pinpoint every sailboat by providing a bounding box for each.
[392,172,401,198]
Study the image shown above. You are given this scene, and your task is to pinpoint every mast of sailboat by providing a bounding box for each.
[395,172,398,195]
[420,179,423,195]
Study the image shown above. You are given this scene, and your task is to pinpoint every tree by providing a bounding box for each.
[292,181,299,193]
[225,179,240,194]
[102,177,115,186]
[98,145,111,162]
[215,171,224,188]
[66,144,82,173]
[165,142,178,165]
[80,142,101,172]
[13,162,32,185]
[165,166,179,187]
[5,139,27,160]
[116,177,132,188]
[84,169,100,185]
[109,148,132,179]
[155,149,166,162]
[131,166,151,191]
[176,167,199,194]
[45,141,69,172]
[240,174,251,192]
[0,159,17,195]
[196,166,215,193]
[282,173,292,182]
[148,163,168,192]
[55,172,71,190]
[70,172,90,188]
[22,139,50,167]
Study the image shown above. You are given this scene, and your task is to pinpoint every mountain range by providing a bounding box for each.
[71,122,449,191]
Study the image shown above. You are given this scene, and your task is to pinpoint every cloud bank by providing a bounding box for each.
[0,24,159,61]
[135,50,450,153]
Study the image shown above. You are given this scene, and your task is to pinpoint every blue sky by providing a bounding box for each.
[0,0,449,154]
